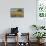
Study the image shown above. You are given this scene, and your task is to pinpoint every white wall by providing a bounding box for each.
[0,0,36,42]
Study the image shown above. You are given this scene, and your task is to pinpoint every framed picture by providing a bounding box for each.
[36,0,46,26]
[10,8,24,17]
[37,0,46,18]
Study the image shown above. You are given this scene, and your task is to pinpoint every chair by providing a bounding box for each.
[18,33,30,46]
[4,27,19,46]
[4,33,18,46]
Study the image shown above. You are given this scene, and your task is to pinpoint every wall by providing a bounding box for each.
[0,0,36,42]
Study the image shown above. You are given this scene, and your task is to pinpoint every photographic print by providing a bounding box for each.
[10,8,24,17]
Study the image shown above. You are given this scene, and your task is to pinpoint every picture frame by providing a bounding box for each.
[10,8,24,17]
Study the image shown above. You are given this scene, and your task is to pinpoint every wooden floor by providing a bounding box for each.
[0,42,46,46]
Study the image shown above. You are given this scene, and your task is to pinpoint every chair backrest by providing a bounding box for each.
[11,27,18,34]
[18,33,29,42]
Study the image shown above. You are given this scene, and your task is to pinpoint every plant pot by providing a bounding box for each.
[37,39,45,44]
[40,38,45,43]
[37,39,40,43]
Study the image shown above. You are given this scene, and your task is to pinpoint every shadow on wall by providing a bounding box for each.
[3,28,11,34]
[2,27,19,34]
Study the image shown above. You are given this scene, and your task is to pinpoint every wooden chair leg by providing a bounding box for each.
[17,34,18,46]
[15,33,18,46]
[4,41,7,46]
[4,33,7,46]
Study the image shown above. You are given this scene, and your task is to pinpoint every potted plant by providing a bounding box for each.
[32,25,39,30]
[32,24,45,30]
[40,26,45,29]
[33,32,46,43]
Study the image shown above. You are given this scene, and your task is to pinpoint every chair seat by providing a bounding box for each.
[6,33,17,36]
